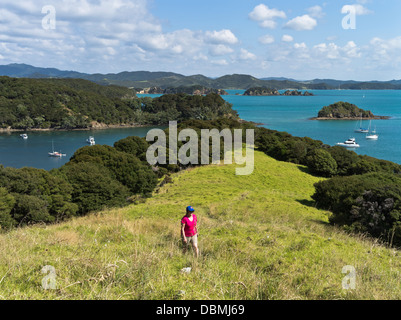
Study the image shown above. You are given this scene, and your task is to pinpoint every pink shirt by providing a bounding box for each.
[181,214,197,237]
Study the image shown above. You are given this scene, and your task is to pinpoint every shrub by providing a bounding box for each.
[306,149,338,177]
[312,173,401,246]
[58,162,130,214]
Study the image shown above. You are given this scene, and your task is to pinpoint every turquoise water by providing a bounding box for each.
[222,90,401,164]
[1,90,401,170]
[0,126,164,170]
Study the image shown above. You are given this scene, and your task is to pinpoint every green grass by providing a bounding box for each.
[1,149,401,299]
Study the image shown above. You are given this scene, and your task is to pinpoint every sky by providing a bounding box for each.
[1,0,401,80]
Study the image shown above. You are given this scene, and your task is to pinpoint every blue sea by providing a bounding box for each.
[1,89,401,170]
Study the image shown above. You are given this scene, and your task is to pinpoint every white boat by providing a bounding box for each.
[48,151,66,157]
[354,115,369,133]
[20,133,28,139]
[366,121,379,140]
[48,141,66,157]
[86,136,95,145]
[337,138,360,148]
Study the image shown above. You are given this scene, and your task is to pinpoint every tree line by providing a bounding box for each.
[0,77,237,130]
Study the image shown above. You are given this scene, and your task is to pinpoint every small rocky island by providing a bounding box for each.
[243,87,313,96]
[311,101,390,120]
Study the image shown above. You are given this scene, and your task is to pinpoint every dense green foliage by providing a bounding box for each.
[56,162,131,215]
[317,101,374,119]
[0,77,237,130]
[136,85,228,95]
[0,166,78,227]
[243,87,313,96]
[140,93,237,124]
[243,87,280,96]
[312,173,401,246]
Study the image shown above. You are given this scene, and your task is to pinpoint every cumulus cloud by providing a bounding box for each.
[259,34,275,44]
[0,0,247,73]
[209,44,234,56]
[341,4,373,16]
[205,29,238,45]
[284,15,317,31]
[249,4,286,29]
[282,35,294,42]
[239,49,257,60]
[307,5,325,18]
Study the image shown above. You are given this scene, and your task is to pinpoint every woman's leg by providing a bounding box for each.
[192,235,199,258]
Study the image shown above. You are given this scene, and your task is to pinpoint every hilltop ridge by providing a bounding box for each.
[2,63,401,90]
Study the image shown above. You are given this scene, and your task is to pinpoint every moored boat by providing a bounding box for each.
[86,136,95,145]
[337,137,360,148]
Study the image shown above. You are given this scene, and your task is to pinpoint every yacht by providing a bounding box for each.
[20,133,28,139]
[48,140,66,157]
[354,114,369,133]
[337,138,360,148]
[86,136,95,145]
[366,121,379,140]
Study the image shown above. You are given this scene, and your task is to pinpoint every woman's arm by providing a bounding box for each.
[181,223,187,242]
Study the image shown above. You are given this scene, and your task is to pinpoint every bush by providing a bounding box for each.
[114,136,149,162]
[306,149,338,177]
[68,145,158,195]
[312,173,401,246]
[58,162,131,214]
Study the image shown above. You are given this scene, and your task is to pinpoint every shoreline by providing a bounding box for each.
[309,116,391,120]
[0,123,156,133]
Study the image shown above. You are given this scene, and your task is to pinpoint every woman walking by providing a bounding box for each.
[181,206,199,258]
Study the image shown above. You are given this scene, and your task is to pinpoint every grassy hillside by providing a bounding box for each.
[1,150,401,300]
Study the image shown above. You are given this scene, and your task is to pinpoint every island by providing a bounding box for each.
[311,101,390,120]
[136,86,228,96]
[243,87,314,96]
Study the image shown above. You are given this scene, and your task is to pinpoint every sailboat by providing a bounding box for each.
[354,114,369,133]
[366,121,379,140]
[48,140,66,157]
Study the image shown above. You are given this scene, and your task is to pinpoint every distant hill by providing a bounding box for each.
[0,76,237,130]
[1,63,401,90]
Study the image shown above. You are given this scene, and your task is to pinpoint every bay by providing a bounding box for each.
[222,89,401,165]
[0,126,165,170]
[1,89,401,170]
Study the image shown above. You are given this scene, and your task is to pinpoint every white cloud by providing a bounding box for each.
[282,35,294,42]
[249,4,286,29]
[205,29,238,45]
[343,41,361,58]
[239,49,257,60]
[341,4,373,16]
[307,5,325,18]
[259,34,275,44]
[211,59,228,66]
[209,44,234,56]
[284,15,317,31]
[294,42,307,49]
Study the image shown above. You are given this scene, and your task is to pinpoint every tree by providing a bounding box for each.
[59,162,131,214]
[306,149,338,177]
[0,187,16,229]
